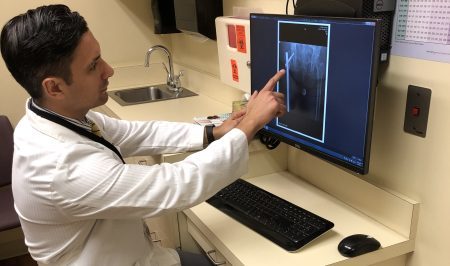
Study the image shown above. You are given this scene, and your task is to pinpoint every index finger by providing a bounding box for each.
[260,69,286,92]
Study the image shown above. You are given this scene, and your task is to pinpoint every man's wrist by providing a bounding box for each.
[236,118,259,141]
[205,125,215,144]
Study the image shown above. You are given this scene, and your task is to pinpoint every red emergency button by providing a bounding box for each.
[412,106,420,117]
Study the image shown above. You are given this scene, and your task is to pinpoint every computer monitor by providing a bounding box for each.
[250,13,380,175]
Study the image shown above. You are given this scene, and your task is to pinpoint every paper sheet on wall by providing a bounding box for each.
[391,0,450,63]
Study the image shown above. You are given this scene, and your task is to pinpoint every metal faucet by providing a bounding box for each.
[144,45,182,92]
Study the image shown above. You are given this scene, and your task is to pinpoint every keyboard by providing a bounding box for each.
[206,179,334,251]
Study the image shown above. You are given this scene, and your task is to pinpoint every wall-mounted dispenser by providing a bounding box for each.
[215,16,251,93]
[173,0,223,40]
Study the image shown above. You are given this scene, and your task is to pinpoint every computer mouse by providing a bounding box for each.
[337,234,381,257]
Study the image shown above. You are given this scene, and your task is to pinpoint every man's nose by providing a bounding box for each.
[102,61,114,79]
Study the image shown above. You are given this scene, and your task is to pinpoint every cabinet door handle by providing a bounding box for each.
[138,159,147,165]
[206,250,226,265]
[149,231,162,246]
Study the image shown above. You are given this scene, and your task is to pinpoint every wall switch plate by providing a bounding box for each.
[404,85,432,137]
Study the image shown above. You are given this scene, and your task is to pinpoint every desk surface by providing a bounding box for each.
[104,65,231,123]
[185,171,415,266]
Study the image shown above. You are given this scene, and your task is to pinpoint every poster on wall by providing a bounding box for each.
[391,0,450,63]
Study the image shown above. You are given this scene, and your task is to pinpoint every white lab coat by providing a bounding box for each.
[12,100,249,265]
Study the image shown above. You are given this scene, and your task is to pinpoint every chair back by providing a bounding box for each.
[0,115,14,187]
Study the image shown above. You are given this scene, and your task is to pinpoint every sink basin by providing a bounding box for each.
[108,84,198,106]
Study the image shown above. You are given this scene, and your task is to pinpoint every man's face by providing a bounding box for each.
[62,30,114,115]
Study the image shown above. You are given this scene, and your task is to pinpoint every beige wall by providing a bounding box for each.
[1,1,449,266]
[288,57,450,266]
[368,57,450,266]
[0,0,171,125]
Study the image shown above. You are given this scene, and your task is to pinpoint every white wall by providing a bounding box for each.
[1,1,449,265]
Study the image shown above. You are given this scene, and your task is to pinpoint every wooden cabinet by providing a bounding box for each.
[187,218,231,265]
[145,213,179,249]
[175,211,232,265]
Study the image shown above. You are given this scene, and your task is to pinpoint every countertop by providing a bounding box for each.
[103,65,231,122]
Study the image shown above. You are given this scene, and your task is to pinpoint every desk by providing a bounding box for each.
[182,171,419,266]
[102,65,419,265]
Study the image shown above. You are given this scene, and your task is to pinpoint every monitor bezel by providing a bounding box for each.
[250,13,381,175]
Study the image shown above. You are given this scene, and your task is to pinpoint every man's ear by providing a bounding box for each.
[41,77,65,99]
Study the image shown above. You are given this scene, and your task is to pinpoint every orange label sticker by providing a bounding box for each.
[236,25,247,53]
[227,24,237,48]
[231,59,239,82]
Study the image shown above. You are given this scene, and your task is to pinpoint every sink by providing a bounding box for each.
[108,84,198,106]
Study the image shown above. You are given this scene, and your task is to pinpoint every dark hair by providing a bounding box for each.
[0,4,88,99]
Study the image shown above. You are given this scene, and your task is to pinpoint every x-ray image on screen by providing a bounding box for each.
[277,22,329,142]
[251,13,380,174]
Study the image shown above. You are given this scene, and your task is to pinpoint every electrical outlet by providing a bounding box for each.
[403,85,432,138]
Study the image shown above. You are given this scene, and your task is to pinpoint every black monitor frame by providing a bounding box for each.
[250,13,381,175]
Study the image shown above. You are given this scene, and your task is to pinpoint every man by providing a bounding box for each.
[1,4,286,266]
